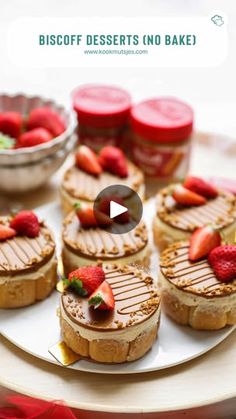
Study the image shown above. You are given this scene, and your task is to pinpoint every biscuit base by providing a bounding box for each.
[0,258,58,309]
[60,316,159,363]
[161,289,236,330]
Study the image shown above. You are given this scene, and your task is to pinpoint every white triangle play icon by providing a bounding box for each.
[109,201,128,219]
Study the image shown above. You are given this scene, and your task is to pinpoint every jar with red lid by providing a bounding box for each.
[72,84,131,151]
[130,97,194,186]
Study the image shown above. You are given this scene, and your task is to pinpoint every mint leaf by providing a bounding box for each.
[0,133,15,150]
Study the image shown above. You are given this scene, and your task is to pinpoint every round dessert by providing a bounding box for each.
[60,265,161,363]
[62,211,150,275]
[159,241,236,330]
[0,212,57,308]
[60,145,144,214]
[153,177,236,251]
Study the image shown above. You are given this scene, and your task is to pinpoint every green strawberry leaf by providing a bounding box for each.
[74,201,81,211]
[63,277,87,296]
[0,133,15,150]
[89,294,104,309]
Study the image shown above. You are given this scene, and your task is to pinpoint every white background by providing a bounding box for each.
[0,0,236,137]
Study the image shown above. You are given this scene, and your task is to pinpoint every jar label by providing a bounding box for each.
[132,142,187,178]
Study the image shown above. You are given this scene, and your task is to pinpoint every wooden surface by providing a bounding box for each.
[0,134,236,415]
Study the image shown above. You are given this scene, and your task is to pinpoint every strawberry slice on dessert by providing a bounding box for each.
[10,210,40,238]
[98,146,128,178]
[172,184,206,206]
[98,195,130,224]
[64,266,105,296]
[208,245,236,282]
[17,128,53,148]
[189,225,221,262]
[75,202,112,228]
[0,225,16,241]
[27,107,66,137]
[0,112,23,139]
[75,145,102,176]
[88,280,115,310]
[184,176,218,199]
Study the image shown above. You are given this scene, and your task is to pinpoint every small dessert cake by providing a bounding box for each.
[60,145,144,214]
[153,176,236,251]
[62,209,150,275]
[59,265,161,363]
[159,226,236,330]
[0,211,57,308]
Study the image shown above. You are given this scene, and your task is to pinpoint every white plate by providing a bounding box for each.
[0,202,235,374]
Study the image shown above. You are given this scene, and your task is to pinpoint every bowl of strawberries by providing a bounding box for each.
[0,94,77,192]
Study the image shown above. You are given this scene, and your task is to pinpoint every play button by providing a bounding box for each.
[93,184,143,234]
[110,201,128,219]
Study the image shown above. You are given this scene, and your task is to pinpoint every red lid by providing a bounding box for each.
[73,85,131,128]
[130,97,193,143]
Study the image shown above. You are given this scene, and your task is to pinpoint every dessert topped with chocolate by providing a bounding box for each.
[160,241,236,298]
[0,213,55,276]
[159,224,236,330]
[61,264,160,331]
[0,210,57,309]
[62,211,148,260]
[61,145,144,213]
[157,187,236,232]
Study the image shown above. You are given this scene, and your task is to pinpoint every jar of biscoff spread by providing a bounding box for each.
[130,97,193,186]
[73,85,131,151]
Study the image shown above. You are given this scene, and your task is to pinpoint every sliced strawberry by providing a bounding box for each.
[184,176,218,199]
[189,226,221,262]
[75,202,112,228]
[98,146,128,178]
[27,107,66,137]
[172,184,206,206]
[88,280,115,310]
[98,195,129,224]
[208,245,236,282]
[66,266,105,296]
[0,225,16,241]
[10,211,40,238]
[76,205,98,228]
[75,145,102,176]
[0,112,23,139]
[17,128,53,148]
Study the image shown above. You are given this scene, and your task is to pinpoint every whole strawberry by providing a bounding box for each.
[27,107,66,137]
[184,176,218,199]
[66,266,105,296]
[0,225,16,241]
[98,146,128,178]
[208,245,236,283]
[0,112,23,139]
[10,211,40,238]
[17,128,53,148]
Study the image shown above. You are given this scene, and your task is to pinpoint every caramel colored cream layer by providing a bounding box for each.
[62,161,144,203]
[156,188,236,232]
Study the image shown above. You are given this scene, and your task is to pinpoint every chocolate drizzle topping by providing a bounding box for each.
[62,161,144,201]
[157,187,236,232]
[160,242,236,298]
[62,265,160,331]
[0,217,55,276]
[63,212,148,259]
